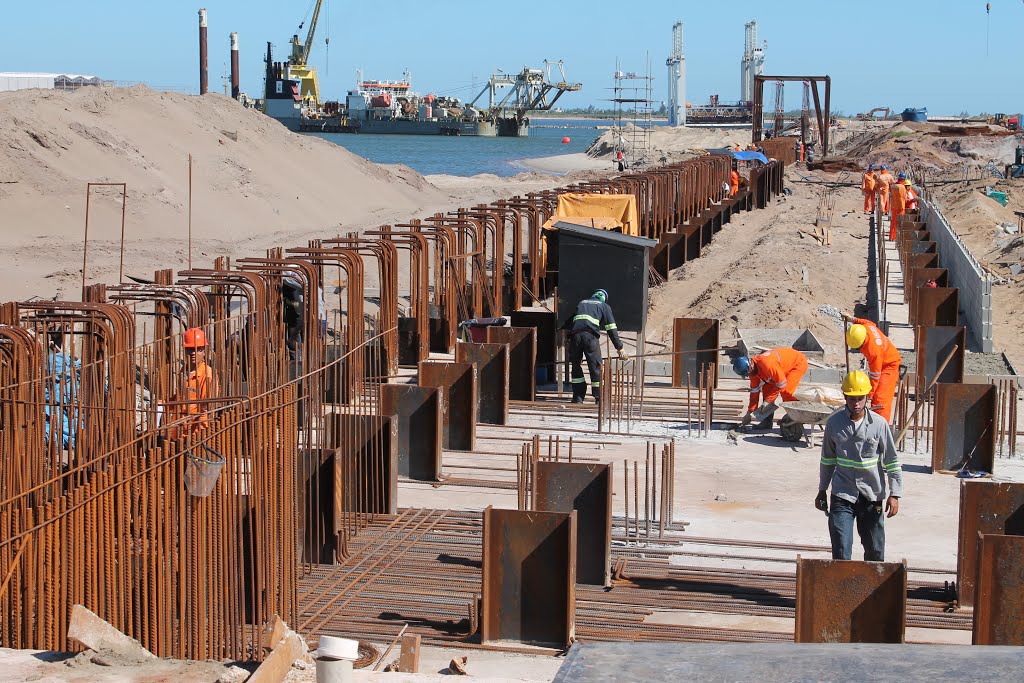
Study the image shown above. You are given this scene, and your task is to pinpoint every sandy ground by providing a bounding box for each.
[645,169,868,366]
[0,86,603,301]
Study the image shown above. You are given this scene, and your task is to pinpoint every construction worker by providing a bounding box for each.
[734,348,809,427]
[903,177,918,211]
[816,370,902,561]
[563,289,627,404]
[861,163,877,214]
[888,172,908,241]
[166,327,218,437]
[729,164,740,197]
[842,313,902,422]
[875,165,893,214]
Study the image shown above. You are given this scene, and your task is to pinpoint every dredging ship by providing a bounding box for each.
[260,0,580,137]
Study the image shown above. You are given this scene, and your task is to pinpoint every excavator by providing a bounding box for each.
[287,0,325,111]
[856,107,891,120]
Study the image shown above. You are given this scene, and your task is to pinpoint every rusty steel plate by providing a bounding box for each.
[932,383,995,474]
[380,384,441,481]
[510,310,558,375]
[973,534,1024,645]
[671,318,720,389]
[455,342,509,425]
[418,361,477,451]
[486,326,537,401]
[915,326,965,393]
[914,287,959,328]
[794,558,906,643]
[535,462,612,586]
[328,414,398,516]
[959,481,1024,607]
[481,507,576,647]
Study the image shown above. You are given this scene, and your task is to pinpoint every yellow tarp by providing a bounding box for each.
[540,193,640,270]
[542,193,640,236]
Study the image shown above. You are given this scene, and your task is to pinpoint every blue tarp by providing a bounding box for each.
[730,151,769,164]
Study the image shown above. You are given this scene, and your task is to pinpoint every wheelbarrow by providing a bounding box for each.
[778,401,836,444]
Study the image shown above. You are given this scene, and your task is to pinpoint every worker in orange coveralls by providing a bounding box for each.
[165,327,218,438]
[903,178,918,211]
[875,165,893,213]
[842,313,902,423]
[862,163,877,214]
[889,172,908,241]
[730,165,740,196]
[733,348,809,427]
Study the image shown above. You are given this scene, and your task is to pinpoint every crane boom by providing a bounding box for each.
[302,0,324,64]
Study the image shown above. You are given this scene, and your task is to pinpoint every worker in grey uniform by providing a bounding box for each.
[563,289,628,404]
[816,370,903,561]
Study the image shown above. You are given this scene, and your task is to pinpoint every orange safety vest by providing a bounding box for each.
[875,171,893,194]
[853,318,902,380]
[905,185,918,210]
[862,171,876,193]
[730,170,740,196]
[168,361,216,437]
[890,182,907,212]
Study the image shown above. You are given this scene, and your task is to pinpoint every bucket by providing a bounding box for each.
[184,446,226,497]
[315,657,353,683]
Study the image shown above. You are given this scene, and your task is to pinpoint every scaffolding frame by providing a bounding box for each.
[611,56,655,169]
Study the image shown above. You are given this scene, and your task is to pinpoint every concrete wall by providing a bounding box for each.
[919,198,994,352]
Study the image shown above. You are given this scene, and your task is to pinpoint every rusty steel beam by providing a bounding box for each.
[455,342,509,426]
[958,481,1024,608]
[915,326,966,396]
[534,462,612,586]
[973,534,1024,645]
[509,310,558,383]
[417,361,477,451]
[380,384,442,481]
[932,383,996,474]
[671,318,720,389]
[485,326,537,401]
[794,558,907,643]
[914,287,959,329]
[481,506,576,647]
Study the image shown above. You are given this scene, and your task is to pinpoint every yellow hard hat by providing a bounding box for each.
[846,323,867,349]
[841,370,872,396]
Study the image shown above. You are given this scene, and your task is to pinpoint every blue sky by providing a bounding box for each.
[2,1,1021,115]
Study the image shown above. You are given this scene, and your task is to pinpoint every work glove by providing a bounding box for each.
[617,348,628,361]
[814,490,829,514]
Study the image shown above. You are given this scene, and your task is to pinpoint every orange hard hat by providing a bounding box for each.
[183,327,207,348]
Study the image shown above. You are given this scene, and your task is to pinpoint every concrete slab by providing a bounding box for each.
[552,642,1024,682]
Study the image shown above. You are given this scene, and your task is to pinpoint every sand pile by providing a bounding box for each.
[587,124,751,163]
[645,170,869,366]
[0,85,446,299]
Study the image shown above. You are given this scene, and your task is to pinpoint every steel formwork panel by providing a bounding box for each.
[326,414,398,516]
[486,326,537,401]
[380,384,442,481]
[794,558,907,643]
[905,267,948,310]
[914,287,959,328]
[481,507,576,647]
[510,310,558,378]
[932,383,996,474]
[915,326,965,392]
[455,342,510,425]
[671,318,720,389]
[417,361,477,451]
[958,481,1024,607]
[973,534,1024,645]
[535,462,613,586]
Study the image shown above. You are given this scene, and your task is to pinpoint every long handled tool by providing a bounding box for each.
[895,344,959,445]
[843,319,851,375]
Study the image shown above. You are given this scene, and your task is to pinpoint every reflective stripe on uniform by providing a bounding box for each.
[749,387,760,393]
[573,314,601,326]
[604,323,617,330]
[868,372,881,379]
[570,377,586,384]
[834,456,881,469]
[591,382,601,388]
[776,380,788,389]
